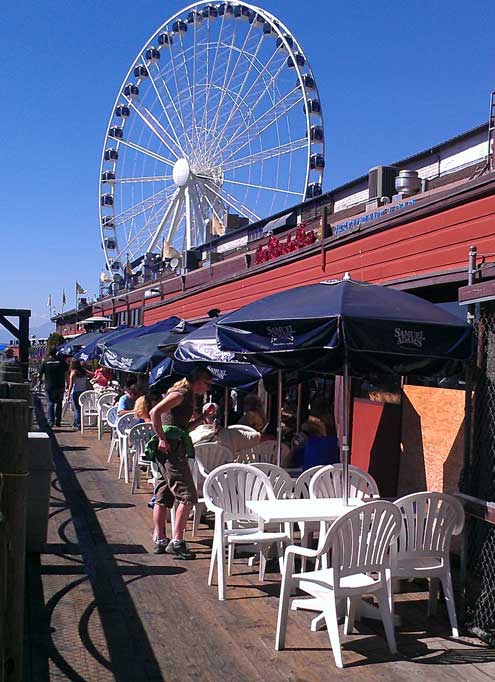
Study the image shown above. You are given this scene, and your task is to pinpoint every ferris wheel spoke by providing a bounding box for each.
[190,181,210,245]
[167,30,194,152]
[150,62,192,151]
[220,94,304,166]
[112,175,173,184]
[222,177,302,195]
[199,14,227,150]
[146,188,181,252]
[166,191,185,244]
[208,46,285,159]
[146,66,186,153]
[205,16,257,146]
[130,98,183,160]
[204,17,239,147]
[177,33,196,142]
[113,206,166,262]
[200,179,259,223]
[117,138,176,167]
[222,137,308,173]
[112,185,177,226]
[214,62,295,161]
[206,30,273,149]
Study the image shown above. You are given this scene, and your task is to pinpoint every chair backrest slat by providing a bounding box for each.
[203,463,275,523]
[79,390,99,410]
[323,501,401,580]
[106,405,118,427]
[293,466,324,499]
[195,443,233,478]
[128,423,154,455]
[116,413,140,436]
[97,392,118,409]
[309,464,379,500]
[253,463,294,499]
[394,492,465,560]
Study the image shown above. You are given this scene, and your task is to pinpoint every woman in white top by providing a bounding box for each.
[67,359,93,428]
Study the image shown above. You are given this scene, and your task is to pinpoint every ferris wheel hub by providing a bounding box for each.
[173,157,191,187]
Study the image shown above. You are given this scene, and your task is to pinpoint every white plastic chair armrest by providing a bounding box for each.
[285,543,320,560]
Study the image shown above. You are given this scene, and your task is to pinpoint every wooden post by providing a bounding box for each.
[0,399,29,682]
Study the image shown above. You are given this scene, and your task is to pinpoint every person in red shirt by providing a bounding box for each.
[91,366,113,388]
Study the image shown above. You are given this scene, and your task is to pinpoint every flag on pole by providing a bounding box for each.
[125,259,134,276]
[75,281,86,295]
[62,290,67,306]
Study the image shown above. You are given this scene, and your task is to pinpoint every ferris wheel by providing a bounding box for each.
[99,1,325,276]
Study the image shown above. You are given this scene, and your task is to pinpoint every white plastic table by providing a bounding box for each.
[246,497,364,524]
[246,496,399,629]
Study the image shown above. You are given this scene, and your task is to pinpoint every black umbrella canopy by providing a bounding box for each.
[217,275,472,376]
[100,317,195,374]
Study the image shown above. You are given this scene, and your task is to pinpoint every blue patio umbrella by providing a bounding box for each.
[58,330,112,357]
[74,325,129,362]
[217,273,473,499]
[172,318,270,388]
[99,316,195,374]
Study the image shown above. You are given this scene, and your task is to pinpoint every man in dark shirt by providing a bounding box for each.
[38,348,68,427]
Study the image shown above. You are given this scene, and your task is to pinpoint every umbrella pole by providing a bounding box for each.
[276,370,283,467]
[224,386,229,429]
[342,357,350,505]
[296,383,302,433]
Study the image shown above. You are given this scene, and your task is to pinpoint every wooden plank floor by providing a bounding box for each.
[25,404,495,682]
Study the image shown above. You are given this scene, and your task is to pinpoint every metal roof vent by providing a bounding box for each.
[395,169,421,197]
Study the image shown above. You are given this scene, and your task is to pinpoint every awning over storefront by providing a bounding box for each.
[262,211,297,235]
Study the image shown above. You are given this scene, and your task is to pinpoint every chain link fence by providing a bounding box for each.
[462,300,495,644]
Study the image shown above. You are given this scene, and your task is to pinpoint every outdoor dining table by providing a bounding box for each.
[246,497,364,524]
[246,496,400,629]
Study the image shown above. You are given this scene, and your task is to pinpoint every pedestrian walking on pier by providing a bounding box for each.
[38,348,68,427]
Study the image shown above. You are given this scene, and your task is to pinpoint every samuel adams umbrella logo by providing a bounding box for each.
[105,349,134,371]
[267,324,295,347]
[395,327,426,349]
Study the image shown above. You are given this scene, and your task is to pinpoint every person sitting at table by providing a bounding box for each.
[117,378,140,416]
[134,390,162,423]
[237,393,267,433]
[91,366,113,388]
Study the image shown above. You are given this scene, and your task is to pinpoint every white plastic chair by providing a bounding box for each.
[127,422,155,493]
[309,463,379,500]
[106,406,119,463]
[392,491,465,637]
[97,391,117,440]
[275,500,402,668]
[78,390,99,434]
[253,463,294,500]
[250,440,290,465]
[115,413,140,483]
[203,463,291,600]
[192,443,233,537]
[292,466,324,571]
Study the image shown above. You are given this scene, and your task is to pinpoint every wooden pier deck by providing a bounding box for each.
[24,409,495,682]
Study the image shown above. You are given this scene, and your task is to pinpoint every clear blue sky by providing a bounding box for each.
[1,0,493,336]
